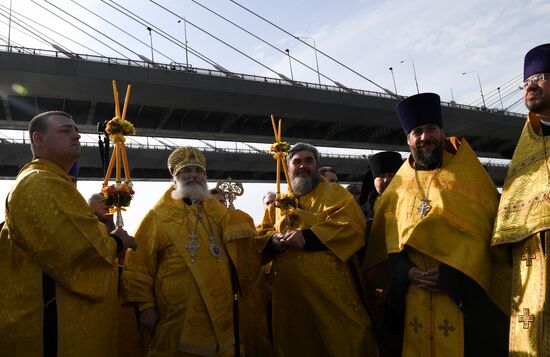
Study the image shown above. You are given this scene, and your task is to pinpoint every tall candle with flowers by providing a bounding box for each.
[101,81,136,228]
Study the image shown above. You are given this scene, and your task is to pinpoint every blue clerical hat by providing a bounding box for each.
[396,92,442,134]
[524,44,550,80]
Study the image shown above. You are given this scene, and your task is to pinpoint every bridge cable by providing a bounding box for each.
[481,76,521,105]
[0,7,66,50]
[0,14,52,48]
[0,3,103,56]
[467,74,522,108]
[39,0,145,60]
[30,0,137,62]
[67,0,176,63]
[145,0,304,79]
[100,0,222,69]
[189,0,341,86]
[0,33,36,54]
[227,0,396,96]
[505,97,524,112]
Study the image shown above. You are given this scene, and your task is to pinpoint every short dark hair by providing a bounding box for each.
[319,166,336,175]
[28,111,72,145]
[88,192,104,205]
[287,142,320,165]
[346,183,362,195]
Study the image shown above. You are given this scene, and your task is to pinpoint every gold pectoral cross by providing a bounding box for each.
[417,199,431,218]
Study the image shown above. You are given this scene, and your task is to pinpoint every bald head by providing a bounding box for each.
[88,193,109,221]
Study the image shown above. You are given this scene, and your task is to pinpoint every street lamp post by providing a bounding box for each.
[462,71,486,108]
[389,67,398,95]
[177,19,189,67]
[400,57,419,93]
[297,36,321,85]
[497,87,504,109]
[146,27,154,64]
[7,0,13,51]
[285,49,294,80]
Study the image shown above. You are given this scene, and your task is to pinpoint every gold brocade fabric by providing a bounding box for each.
[508,232,550,356]
[493,114,550,246]
[403,249,464,357]
[365,138,511,314]
[222,210,272,357]
[257,178,379,357]
[123,187,269,356]
[0,159,119,356]
[492,114,550,356]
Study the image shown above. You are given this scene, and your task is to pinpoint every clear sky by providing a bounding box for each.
[1,0,548,230]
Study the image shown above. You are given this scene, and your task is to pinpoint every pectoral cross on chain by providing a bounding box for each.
[208,235,221,262]
[417,199,432,219]
[186,232,200,263]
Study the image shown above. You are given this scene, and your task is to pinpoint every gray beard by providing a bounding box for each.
[171,178,209,201]
[292,174,321,196]
[411,138,444,170]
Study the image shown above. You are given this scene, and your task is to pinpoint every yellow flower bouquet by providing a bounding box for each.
[275,192,299,209]
[105,116,136,142]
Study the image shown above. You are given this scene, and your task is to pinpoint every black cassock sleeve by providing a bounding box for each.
[384,251,414,334]
[439,264,509,357]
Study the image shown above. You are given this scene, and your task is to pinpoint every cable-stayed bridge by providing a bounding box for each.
[0,49,522,184]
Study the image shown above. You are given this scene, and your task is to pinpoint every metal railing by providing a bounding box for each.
[0,45,524,118]
[0,135,511,168]
[0,135,370,160]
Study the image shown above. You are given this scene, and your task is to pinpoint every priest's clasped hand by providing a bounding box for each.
[140,307,158,333]
[408,266,441,292]
[272,230,305,251]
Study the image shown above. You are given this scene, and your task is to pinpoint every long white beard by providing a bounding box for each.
[171,177,209,201]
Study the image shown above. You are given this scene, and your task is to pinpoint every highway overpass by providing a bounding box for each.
[0,47,518,184]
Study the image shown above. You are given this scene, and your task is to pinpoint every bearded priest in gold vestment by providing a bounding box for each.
[0,111,137,356]
[257,142,379,357]
[365,93,511,357]
[492,43,550,356]
[123,146,271,356]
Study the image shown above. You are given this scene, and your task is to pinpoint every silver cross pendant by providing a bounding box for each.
[208,235,221,262]
[186,232,200,263]
[417,199,431,219]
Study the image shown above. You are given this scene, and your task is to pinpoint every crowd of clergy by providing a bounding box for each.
[0,43,550,357]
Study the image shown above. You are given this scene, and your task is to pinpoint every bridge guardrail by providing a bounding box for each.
[0,45,523,118]
[0,135,510,167]
[0,136,370,160]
